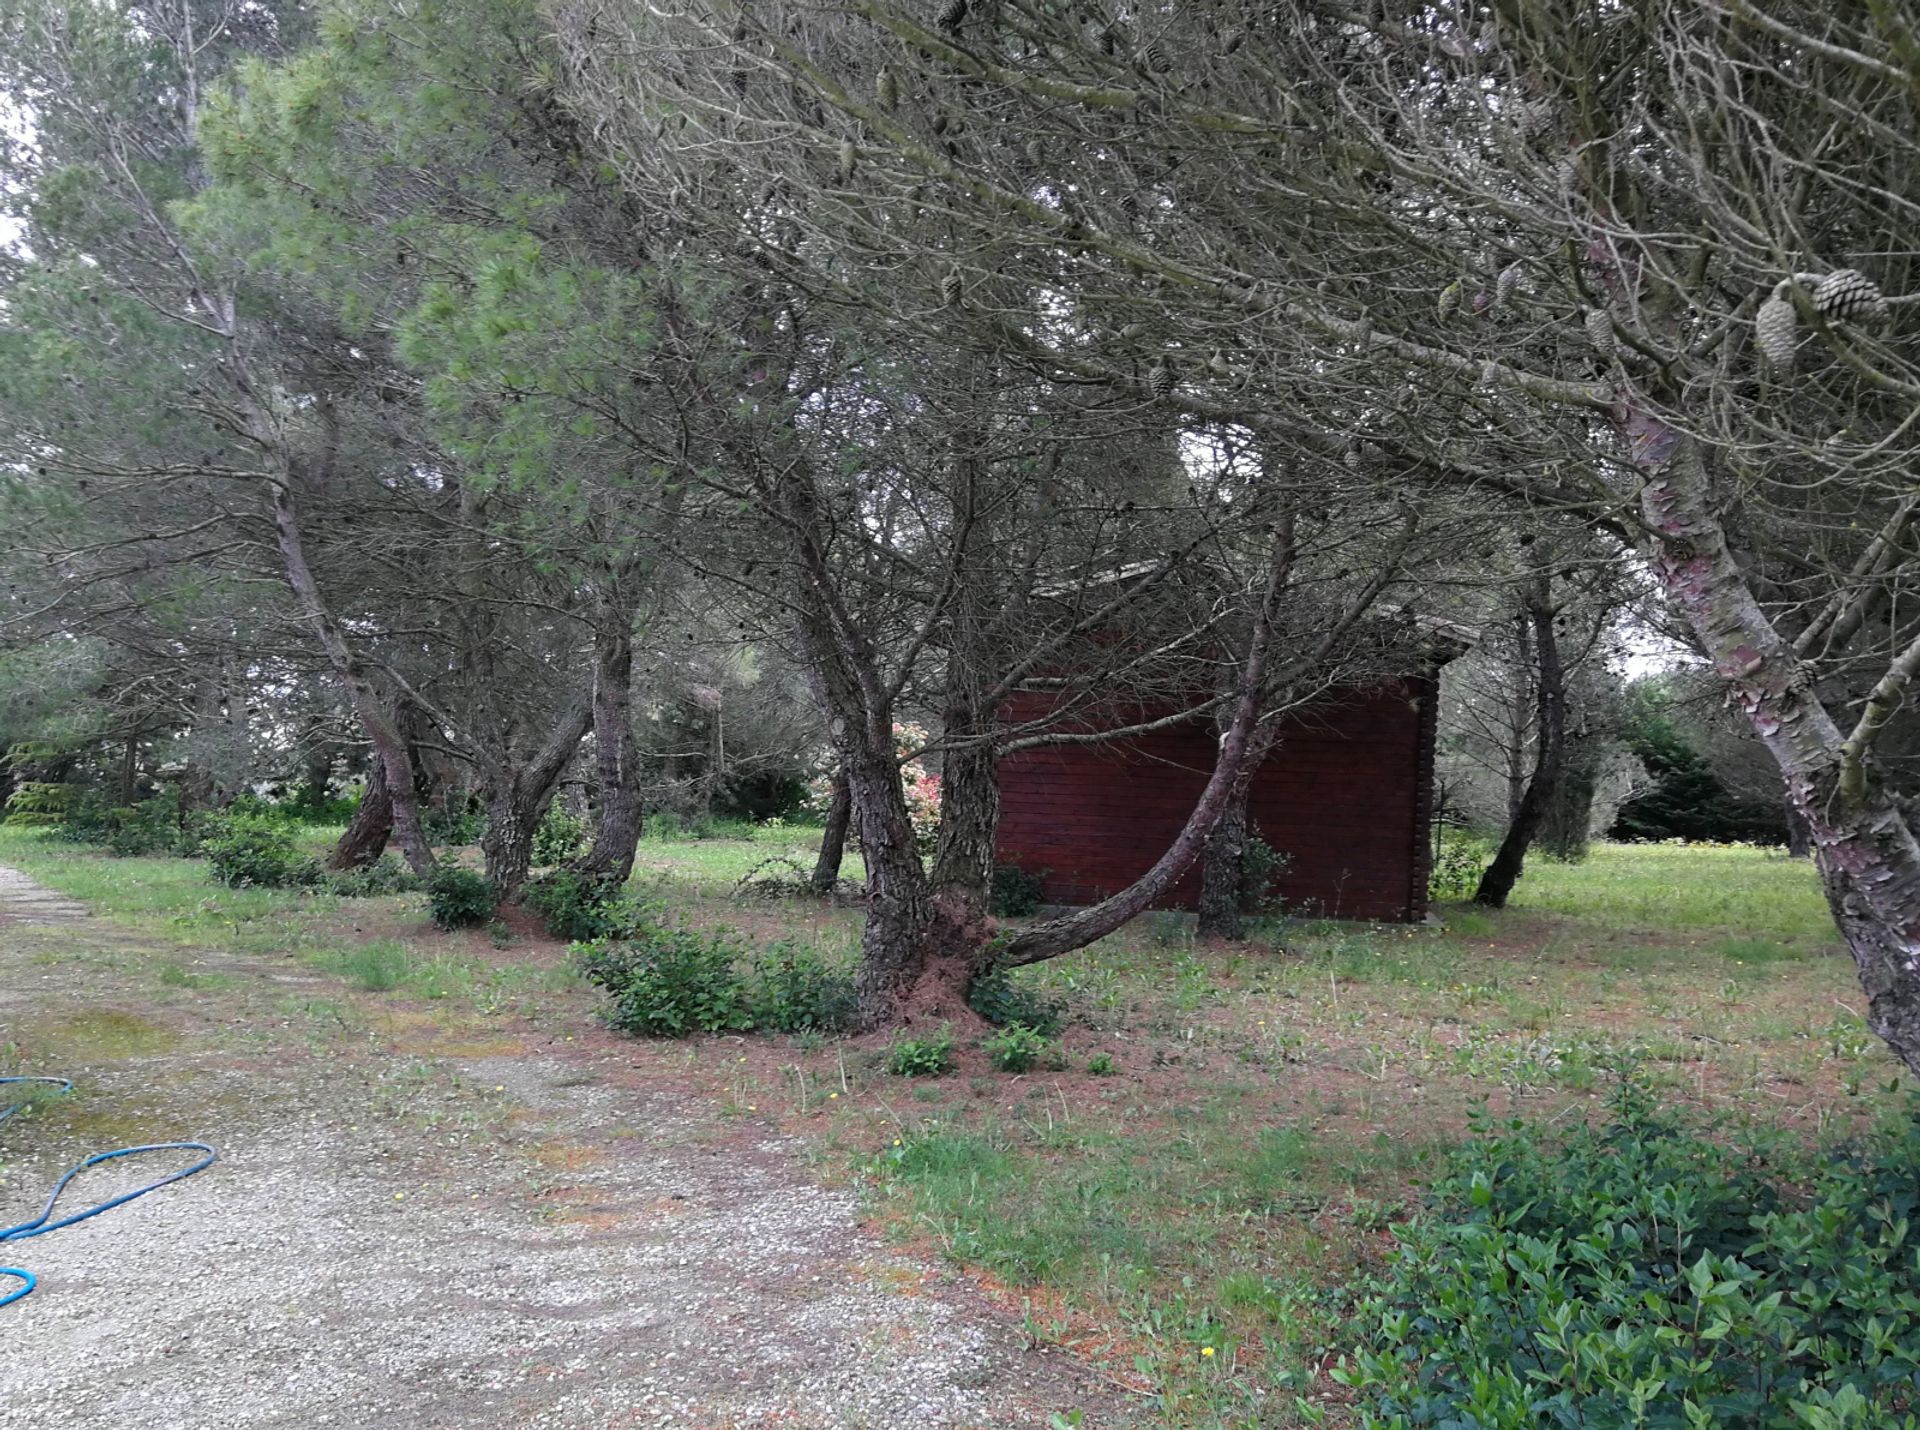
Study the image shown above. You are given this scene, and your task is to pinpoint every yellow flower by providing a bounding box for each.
[829,1092,840,1099]
[1201,1346,1215,1358]
[394,1192,405,1201]
[893,1139,902,1147]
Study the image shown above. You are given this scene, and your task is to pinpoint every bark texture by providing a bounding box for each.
[479,691,593,898]
[573,615,645,884]
[327,754,393,870]
[809,767,852,893]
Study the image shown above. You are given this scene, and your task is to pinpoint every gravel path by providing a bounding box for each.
[0,866,1131,1428]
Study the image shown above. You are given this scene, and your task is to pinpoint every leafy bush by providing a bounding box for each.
[1427,826,1490,903]
[967,965,1065,1037]
[1240,831,1291,913]
[886,1026,956,1077]
[105,793,182,856]
[983,1024,1056,1073]
[425,866,495,929]
[423,807,486,846]
[989,863,1047,917]
[1,780,74,827]
[322,856,419,897]
[752,940,857,1033]
[532,803,587,866]
[521,868,646,941]
[205,817,319,889]
[1335,1080,1920,1428]
[574,923,755,1037]
[1086,1051,1118,1076]
[55,791,121,845]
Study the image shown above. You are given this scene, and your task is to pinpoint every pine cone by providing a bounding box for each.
[1755,292,1798,369]
[940,268,963,308]
[1786,662,1818,696]
[1437,279,1462,319]
[1140,41,1171,73]
[1496,262,1522,308]
[1583,306,1615,357]
[1815,268,1888,324]
[876,65,898,110]
[937,0,967,33]
[1147,359,1174,397]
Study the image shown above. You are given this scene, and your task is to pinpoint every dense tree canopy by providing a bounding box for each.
[8,0,1920,1066]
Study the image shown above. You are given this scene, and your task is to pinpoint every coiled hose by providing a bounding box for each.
[0,1076,217,1307]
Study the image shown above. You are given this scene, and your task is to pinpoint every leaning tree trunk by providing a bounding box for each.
[1640,432,1920,1073]
[479,691,593,900]
[809,767,852,894]
[327,755,393,871]
[267,478,436,876]
[1475,578,1566,907]
[573,615,645,885]
[1198,717,1283,939]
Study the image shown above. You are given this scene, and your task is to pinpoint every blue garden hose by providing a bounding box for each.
[0,1077,217,1307]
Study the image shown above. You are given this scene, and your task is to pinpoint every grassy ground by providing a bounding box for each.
[0,826,1903,1427]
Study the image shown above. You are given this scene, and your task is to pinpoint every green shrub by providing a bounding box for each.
[1085,1051,1117,1076]
[1240,831,1291,913]
[1335,1080,1920,1427]
[967,965,1065,1037]
[2,780,74,827]
[574,923,754,1037]
[989,863,1048,917]
[752,940,857,1033]
[106,793,182,856]
[205,817,319,888]
[1428,826,1490,903]
[56,791,121,845]
[886,1027,955,1077]
[983,1024,1056,1073]
[532,803,588,866]
[423,807,486,846]
[322,856,419,897]
[425,866,495,929]
[521,868,648,941]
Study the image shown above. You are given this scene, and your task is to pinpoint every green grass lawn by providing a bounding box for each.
[0,826,1900,1426]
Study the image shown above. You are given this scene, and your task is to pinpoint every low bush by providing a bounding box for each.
[988,863,1048,918]
[1334,1079,1920,1427]
[1427,826,1491,903]
[205,817,319,889]
[983,1024,1056,1073]
[425,866,495,929]
[575,923,754,1037]
[886,1027,955,1077]
[967,965,1065,1037]
[752,940,857,1033]
[521,868,647,941]
[532,804,587,867]
[106,793,182,857]
[322,856,419,897]
[423,807,486,846]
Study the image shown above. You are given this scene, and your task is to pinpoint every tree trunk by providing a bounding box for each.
[1539,727,1597,863]
[327,755,393,870]
[573,615,644,885]
[119,735,138,807]
[1197,788,1251,940]
[1786,805,1813,860]
[480,691,593,900]
[268,479,436,876]
[1475,579,1565,908]
[809,767,852,893]
[1636,431,1920,1073]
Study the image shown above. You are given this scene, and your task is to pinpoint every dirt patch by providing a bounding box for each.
[0,865,1136,1429]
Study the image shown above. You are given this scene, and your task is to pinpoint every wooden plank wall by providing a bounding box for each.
[994,678,1434,922]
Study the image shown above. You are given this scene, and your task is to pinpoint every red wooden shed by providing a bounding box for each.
[994,675,1442,924]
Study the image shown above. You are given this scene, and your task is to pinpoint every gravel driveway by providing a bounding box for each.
[0,867,1132,1428]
